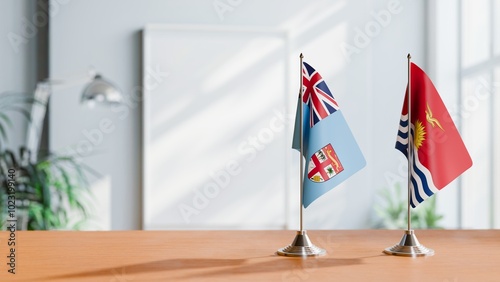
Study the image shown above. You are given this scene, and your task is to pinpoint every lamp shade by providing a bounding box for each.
[81,74,122,105]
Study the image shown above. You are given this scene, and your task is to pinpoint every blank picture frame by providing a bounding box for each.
[142,24,291,229]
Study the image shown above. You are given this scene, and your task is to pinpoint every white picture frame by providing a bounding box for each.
[142,24,292,230]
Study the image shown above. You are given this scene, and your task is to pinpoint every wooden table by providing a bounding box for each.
[0,230,499,281]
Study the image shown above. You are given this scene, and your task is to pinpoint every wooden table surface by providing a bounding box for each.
[0,229,499,281]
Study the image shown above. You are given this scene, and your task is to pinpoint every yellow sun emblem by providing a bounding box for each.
[414,119,426,150]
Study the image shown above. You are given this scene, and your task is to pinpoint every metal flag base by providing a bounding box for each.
[383,230,434,257]
[277,230,326,257]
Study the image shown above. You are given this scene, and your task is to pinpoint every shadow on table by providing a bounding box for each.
[41,255,375,280]
[41,258,248,280]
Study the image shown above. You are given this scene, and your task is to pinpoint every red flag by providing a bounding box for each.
[396,63,472,207]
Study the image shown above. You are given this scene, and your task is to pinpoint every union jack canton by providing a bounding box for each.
[302,62,340,128]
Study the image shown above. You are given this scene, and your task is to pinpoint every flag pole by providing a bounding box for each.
[277,53,325,257]
[299,53,304,232]
[406,53,412,232]
[383,53,434,257]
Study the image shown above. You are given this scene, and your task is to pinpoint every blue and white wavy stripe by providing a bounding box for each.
[395,113,439,207]
[395,114,409,156]
[410,150,439,207]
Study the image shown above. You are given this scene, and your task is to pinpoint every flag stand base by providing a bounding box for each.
[277,230,326,257]
[383,230,434,257]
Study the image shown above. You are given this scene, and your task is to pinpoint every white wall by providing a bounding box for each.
[0,0,38,150]
[49,0,426,230]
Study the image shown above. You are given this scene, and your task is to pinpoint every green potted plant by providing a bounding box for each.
[0,92,95,230]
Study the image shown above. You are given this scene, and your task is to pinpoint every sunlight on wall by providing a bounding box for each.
[461,74,492,228]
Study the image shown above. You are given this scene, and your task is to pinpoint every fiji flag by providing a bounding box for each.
[396,63,472,208]
[292,62,366,208]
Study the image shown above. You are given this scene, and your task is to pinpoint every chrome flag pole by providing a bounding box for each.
[277,53,325,257]
[383,54,434,257]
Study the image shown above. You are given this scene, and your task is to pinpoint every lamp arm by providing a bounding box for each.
[25,68,121,160]
[25,82,51,162]
[43,68,97,91]
[25,68,96,160]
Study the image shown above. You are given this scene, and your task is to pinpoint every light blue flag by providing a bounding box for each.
[293,62,366,208]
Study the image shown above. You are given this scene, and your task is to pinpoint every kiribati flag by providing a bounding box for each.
[396,63,472,208]
[293,62,366,208]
